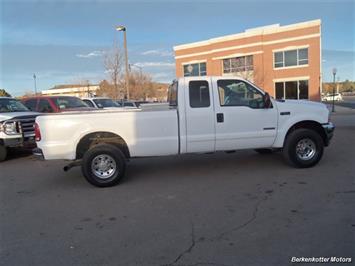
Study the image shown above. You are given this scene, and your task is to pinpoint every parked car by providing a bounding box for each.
[0,97,40,161]
[116,100,138,108]
[34,76,334,187]
[22,96,94,113]
[322,93,343,102]
[82,97,123,109]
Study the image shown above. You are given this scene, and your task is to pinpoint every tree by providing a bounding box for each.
[128,71,156,100]
[341,80,355,92]
[96,80,116,98]
[0,89,11,97]
[103,47,125,99]
[22,91,36,97]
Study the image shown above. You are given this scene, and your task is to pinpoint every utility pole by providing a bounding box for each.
[116,25,130,100]
[332,68,337,113]
[33,74,37,95]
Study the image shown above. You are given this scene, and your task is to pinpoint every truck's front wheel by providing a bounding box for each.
[0,145,7,162]
[283,128,324,168]
[81,144,126,187]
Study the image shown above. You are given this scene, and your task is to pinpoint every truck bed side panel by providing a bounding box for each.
[36,109,179,160]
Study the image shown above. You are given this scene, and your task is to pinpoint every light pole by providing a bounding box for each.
[116,25,130,100]
[33,74,37,95]
[332,68,337,113]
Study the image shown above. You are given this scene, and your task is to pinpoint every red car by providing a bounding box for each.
[22,96,94,113]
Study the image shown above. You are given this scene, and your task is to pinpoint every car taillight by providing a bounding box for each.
[34,122,41,141]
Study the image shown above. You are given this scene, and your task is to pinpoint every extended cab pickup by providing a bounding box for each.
[34,77,334,187]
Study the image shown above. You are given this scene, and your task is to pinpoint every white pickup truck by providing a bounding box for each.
[34,77,334,187]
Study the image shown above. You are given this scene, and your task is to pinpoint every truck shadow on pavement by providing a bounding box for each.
[5,148,33,161]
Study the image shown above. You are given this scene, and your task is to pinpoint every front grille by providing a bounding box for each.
[15,115,37,137]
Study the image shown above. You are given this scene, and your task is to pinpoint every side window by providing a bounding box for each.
[217,80,264,108]
[189,80,210,108]
[24,99,37,111]
[38,99,53,113]
[83,99,94,107]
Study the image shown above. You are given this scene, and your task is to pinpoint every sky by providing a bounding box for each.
[0,0,354,96]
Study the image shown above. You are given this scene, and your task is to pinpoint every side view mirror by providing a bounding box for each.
[264,92,272,108]
[97,104,104,109]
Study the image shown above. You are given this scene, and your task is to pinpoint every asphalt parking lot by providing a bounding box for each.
[1,113,355,266]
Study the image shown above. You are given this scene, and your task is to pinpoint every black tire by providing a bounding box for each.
[283,128,324,168]
[81,143,126,187]
[0,145,7,162]
[254,148,274,154]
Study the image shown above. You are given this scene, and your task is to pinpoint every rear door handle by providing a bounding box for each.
[217,113,224,123]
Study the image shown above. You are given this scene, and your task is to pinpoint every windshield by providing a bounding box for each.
[0,98,29,113]
[93,98,120,108]
[54,97,88,110]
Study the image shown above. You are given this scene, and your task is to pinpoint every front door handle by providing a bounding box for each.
[217,113,224,123]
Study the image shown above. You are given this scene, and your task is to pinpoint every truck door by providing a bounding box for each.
[184,78,216,153]
[212,77,277,151]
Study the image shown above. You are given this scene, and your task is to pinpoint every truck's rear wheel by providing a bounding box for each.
[81,143,126,187]
[283,128,324,168]
[0,145,7,162]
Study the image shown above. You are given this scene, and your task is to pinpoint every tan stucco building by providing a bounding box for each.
[174,19,321,101]
[41,84,99,98]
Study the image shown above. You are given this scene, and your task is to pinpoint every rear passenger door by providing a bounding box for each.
[185,78,216,153]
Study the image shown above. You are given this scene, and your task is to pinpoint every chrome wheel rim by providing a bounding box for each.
[296,138,316,161]
[91,154,117,179]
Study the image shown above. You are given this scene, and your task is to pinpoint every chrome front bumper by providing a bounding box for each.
[322,122,335,146]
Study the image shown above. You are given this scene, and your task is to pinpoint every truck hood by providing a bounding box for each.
[274,99,329,122]
[0,111,40,122]
[277,99,326,109]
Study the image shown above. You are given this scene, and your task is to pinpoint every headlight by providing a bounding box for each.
[3,121,19,135]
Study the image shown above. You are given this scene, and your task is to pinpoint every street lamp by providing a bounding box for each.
[33,74,37,95]
[116,25,130,100]
[332,68,337,112]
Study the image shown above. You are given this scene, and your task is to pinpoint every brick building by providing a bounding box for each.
[174,19,321,101]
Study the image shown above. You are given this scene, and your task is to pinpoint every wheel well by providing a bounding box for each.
[76,132,130,159]
[284,121,327,145]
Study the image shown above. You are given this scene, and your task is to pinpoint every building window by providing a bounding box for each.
[189,80,210,108]
[223,55,253,74]
[275,80,309,100]
[183,62,206,77]
[274,48,308,68]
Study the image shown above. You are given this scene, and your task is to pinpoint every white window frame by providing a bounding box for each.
[274,79,309,100]
[222,55,254,74]
[182,61,207,77]
[273,47,309,70]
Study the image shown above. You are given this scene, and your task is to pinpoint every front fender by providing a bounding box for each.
[272,114,325,148]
